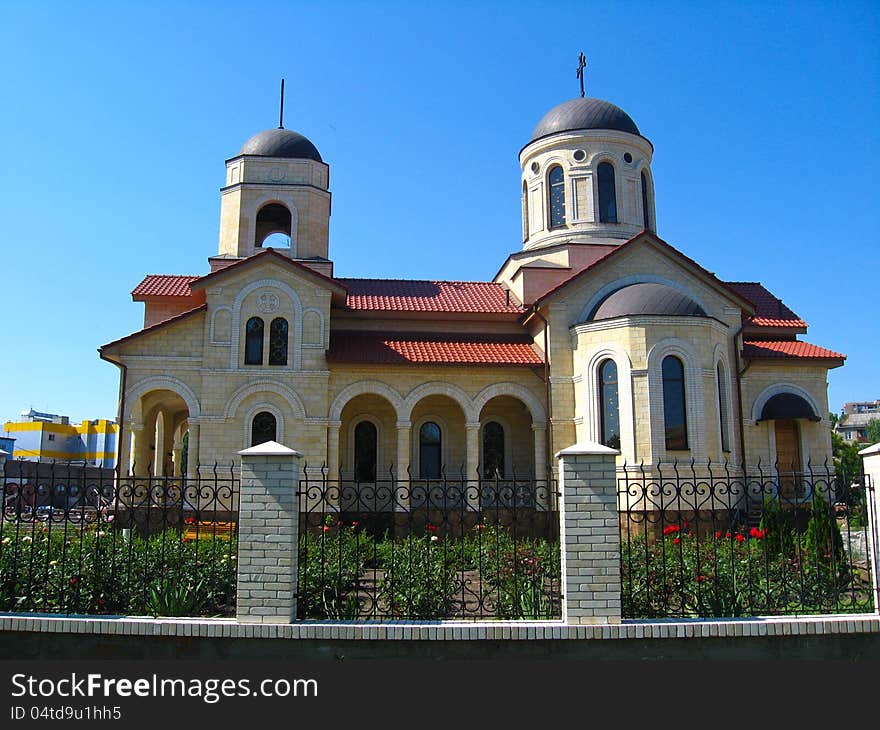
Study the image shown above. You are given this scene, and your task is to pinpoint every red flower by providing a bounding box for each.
[70,577,78,585]
[688,532,695,538]
[736,534,745,543]
[336,520,343,527]
[726,532,732,538]
[351,521,359,528]
[426,524,438,533]
[749,527,764,539]
[183,537,193,543]
[475,523,485,530]
[184,517,196,525]
[715,531,722,539]
[662,525,680,536]
[673,537,681,545]
[683,522,689,529]
[322,525,331,533]
[696,575,706,582]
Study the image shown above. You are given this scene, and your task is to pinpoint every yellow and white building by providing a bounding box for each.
[3,410,118,467]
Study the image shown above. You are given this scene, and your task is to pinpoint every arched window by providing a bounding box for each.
[662,355,688,450]
[598,359,621,450]
[522,181,530,241]
[244,317,264,365]
[419,422,442,479]
[548,166,566,229]
[598,162,617,223]
[716,362,730,452]
[354,421,378,482]
[251,411,277,447]
[482,421,505,479]
[268,317,288,366]
[641,171,651,230]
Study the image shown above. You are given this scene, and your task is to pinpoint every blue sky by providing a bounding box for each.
[0,1,877,425]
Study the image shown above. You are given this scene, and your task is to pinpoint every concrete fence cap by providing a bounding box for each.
[556,441,620,458]
[859,442,880,457]
[238,441,303,457]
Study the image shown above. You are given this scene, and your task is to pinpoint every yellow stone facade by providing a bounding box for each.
[99,96,841,485]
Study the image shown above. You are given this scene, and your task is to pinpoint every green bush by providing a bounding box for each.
[0,524,236,617]
[621,515,872,618]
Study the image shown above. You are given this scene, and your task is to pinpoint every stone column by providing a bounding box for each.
[396,421,411,509]
[236,441,302,624]
[532,423,548,508]
[465,422,481,510]
[326,421,341,483]
[557,441,621,625]
[859,443,880,616]
[186,421,200,480]
[129,421,148,476]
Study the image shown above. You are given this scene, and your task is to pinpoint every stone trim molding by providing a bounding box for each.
[472,382,547,422]
[125,375,202,419]
[230,278,303,370]
[328,380,405,422]
[224,380,307,421]
[750,382,822,424]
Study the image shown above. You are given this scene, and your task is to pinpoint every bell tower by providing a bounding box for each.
[217,126,331,263]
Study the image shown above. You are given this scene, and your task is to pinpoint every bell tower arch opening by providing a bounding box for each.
[255,203,292,249]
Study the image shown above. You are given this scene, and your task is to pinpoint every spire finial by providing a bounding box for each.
[576,52,587,98]
[278,78,285,129]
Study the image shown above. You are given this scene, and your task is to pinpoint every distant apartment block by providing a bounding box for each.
[835,400,880,443]
[2,410,117,467]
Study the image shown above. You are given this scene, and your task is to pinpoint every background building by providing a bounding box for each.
[835,400,880,443]
[2,410,118,467]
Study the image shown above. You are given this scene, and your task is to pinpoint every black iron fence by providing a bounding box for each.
[296,466,561,621]
[618,461,877,618]
[0,460,238,617]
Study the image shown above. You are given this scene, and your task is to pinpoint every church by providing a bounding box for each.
[98,89,844,485]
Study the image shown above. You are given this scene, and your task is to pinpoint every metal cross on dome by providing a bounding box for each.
[576,52,587,98]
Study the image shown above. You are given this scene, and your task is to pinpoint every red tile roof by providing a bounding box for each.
[725,282,807,328]
[742,340,845,361]
[327,332,543,366]
[132,275,198,298]
[338,279,522,313]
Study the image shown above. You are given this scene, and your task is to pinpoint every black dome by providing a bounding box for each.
[590,283,706,321]
[238,128,322,162]
[530,98,642,142]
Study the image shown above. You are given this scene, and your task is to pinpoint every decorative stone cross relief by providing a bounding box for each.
[257,292,280,313]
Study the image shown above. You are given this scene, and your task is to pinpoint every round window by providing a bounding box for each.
[530,161,540,174]
[573,149,586,162]
[624,152,633,163]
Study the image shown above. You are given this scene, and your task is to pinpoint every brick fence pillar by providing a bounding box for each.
[557,441,621,625]
[236,441,302,624]
[859,443,880,615]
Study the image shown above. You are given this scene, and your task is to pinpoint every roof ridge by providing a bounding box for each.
[338,277,501,285]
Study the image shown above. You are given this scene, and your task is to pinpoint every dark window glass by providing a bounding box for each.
[662,356,688,450]
[354,421,378,482]
[251,411,276,446]
[641,171,651,230]
[599,359,621,450]
[268,317,288,366]
[244,317,264,365]
[419,421,442,479]
[482,421,505,478]
[717,363,730,452]
[548,166,566,228]
[598,162,618,223]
